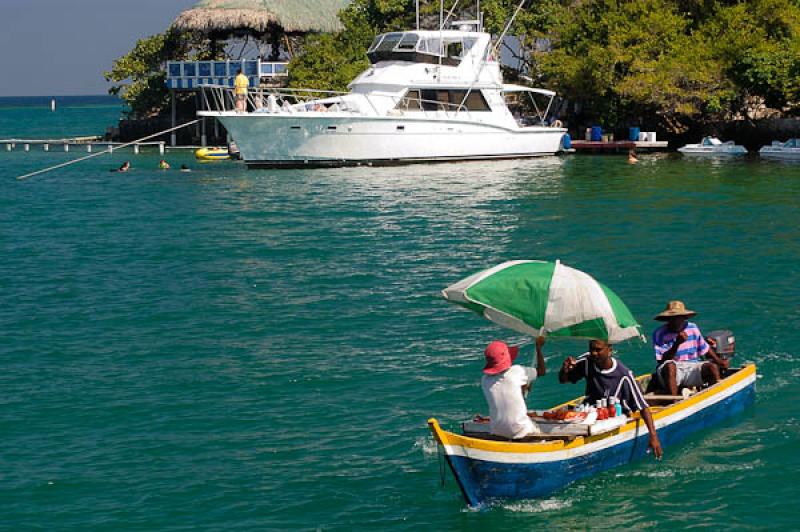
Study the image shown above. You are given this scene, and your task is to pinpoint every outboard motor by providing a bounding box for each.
[707,330,735,376]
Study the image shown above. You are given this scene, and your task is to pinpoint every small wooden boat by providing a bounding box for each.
[194,147,230,161]
[428,363,756,506]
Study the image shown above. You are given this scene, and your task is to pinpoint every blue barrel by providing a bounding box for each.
[591,126,602,141]
[562,133,572,150]
[629,127,641,142]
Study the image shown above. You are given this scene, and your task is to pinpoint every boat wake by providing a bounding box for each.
[492,497,573,513]
[413,435,439,456]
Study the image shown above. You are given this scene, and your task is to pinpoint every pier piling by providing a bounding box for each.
[43,143,49,152]
[24,144,30,152]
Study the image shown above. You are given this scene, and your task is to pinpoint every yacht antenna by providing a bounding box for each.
[477,0,481,31]
[491,0,527,55]
[439,0,443,69]
[416,0,420,30]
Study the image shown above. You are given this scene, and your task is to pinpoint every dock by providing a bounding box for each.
[570,140,670,153]
[2,138,178,155]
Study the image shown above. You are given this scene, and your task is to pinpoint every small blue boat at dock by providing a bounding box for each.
[429,363,756,506]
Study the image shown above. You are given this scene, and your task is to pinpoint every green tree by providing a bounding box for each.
[104,28,207,118]
[288,0,417,91]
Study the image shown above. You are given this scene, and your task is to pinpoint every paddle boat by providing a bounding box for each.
[429,363,756,506]
[678,136,747,156]
[759,138,800,160]
[194,147,230,161]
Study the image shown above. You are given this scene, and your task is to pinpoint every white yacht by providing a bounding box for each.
[759,138,800,160]
[678,136,748,156]
[199,23,566,168]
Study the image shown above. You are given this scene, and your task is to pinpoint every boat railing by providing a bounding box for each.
[199,84,475,121]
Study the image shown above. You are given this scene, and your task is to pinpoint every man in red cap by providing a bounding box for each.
[481,336,546,439]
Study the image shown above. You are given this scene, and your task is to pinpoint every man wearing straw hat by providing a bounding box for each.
[652,301,726,395]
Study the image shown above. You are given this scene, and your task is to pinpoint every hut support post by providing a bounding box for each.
[170,90,177,147]
[194,93,201,141]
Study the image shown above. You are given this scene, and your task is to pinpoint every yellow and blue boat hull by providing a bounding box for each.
[428,363,756,506]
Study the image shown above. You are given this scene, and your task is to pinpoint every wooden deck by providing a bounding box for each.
[571,140,670,152]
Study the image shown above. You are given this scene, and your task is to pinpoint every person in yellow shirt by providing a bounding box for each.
[234,69,249,112]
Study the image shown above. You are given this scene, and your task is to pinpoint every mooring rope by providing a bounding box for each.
[437,441,446,486]
[14,119,202,181]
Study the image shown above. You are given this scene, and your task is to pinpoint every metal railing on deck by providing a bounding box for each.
[198,85,477,122]
[166,60,288,90]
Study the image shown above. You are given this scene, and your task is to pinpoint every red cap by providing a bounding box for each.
[483,341,520,375]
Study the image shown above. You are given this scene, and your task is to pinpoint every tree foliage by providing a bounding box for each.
[536,0,800,131]
[291,0,800,131]
[104,28,209,118]
[288,0,417,91]
[110,0,800,129]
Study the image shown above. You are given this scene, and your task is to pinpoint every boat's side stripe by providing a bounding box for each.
[440,366,755,464]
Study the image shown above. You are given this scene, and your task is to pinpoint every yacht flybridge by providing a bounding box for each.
[199,22,567,168]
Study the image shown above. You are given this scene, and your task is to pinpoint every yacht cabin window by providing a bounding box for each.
[368,32,474,66]
[395,89,491,112]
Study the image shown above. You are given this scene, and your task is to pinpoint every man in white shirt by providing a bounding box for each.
[481,336,546,439]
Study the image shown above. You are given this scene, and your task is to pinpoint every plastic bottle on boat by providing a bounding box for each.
[614,398,623,417]
[596,400,607,420]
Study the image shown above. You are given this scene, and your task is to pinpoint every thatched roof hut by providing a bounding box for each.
[173,0,352,35]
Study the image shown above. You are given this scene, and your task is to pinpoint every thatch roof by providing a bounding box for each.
[173,0,351,34]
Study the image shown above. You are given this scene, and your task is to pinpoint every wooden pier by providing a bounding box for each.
[570,140,670,153]
[2,137,170,155]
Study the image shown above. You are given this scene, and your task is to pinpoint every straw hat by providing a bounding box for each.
[654,300,697,321]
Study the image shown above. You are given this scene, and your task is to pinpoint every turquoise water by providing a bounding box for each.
[2,100,800,529]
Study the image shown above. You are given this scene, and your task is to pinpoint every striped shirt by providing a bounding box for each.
[563,355,649,413]
[653,322,709,363]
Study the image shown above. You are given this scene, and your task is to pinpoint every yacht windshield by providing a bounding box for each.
[396,33,419,51]
[375,33,403,53]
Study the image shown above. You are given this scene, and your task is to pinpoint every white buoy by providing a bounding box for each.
[51,98,56,112]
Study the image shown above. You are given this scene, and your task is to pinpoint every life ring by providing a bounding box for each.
[552,120,563,128]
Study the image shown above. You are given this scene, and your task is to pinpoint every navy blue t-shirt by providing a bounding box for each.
[564,355,649,413]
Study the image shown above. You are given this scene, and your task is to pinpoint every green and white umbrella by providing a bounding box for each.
[442,260,643,343]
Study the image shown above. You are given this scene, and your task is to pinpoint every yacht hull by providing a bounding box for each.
[208,113,565,167]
